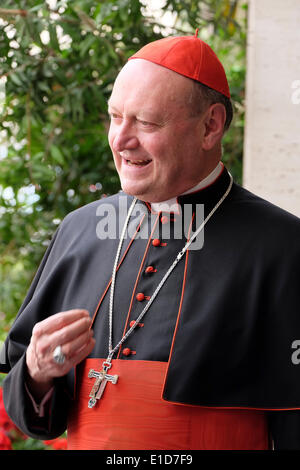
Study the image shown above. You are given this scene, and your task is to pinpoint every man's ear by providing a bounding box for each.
[201,103,226,151]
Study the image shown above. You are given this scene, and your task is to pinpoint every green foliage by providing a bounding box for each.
[11,436,49,450]
[0,0,247,335]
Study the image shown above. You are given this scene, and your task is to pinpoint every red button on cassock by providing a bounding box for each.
[136,292,145,301]
[152,238,161,247]
[145,266,155,274]
[129,320,144,328]
[122,348,131,356]
[161,215,169,224]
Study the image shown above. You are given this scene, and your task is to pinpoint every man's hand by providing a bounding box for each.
[26,309,95,399]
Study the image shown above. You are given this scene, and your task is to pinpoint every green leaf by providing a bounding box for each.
[50,145,65,165]
[10,73,23,86]
[49,23,60,50]
[79,34,96,58]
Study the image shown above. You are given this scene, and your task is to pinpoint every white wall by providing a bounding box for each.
[243,0,300,217]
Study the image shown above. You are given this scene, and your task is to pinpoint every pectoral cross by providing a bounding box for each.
[88,365,118,408]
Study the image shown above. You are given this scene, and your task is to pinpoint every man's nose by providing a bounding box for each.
[111,122,139,153]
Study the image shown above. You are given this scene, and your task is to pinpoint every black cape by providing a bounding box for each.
[2,167,300,442]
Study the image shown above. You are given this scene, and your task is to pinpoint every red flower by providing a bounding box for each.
[44,437,68,450]
[0,387,26,439]
[0,429,12,450]
[0,387,16,432]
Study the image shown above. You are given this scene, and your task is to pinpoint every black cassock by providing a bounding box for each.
[1,167,300,449]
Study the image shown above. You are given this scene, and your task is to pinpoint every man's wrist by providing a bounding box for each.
[25,382,54,417]
[25,368,54,402]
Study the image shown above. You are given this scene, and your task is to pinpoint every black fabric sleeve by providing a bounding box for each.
[268,411,300,450]
[0,225,74,439]
[0,228,60,374]
[2,352,70,439]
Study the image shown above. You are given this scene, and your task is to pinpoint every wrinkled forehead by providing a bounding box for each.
[108,59,195,113]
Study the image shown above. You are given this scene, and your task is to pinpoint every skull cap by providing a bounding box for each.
[128,30,230,98]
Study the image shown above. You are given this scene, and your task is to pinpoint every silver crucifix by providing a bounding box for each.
[87,364,118,408]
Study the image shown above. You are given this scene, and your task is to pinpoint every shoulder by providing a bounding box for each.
[230,183,300,230]
[60,192,134,228]
[225,183,300,262]
[64,193,121,219]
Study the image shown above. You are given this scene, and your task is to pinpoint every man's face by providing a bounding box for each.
[108,59,211,202]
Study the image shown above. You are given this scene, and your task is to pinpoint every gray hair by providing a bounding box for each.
[189,81,233,133]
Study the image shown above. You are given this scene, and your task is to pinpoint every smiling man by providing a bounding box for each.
[108,58,225,203]
[1,33,300,451]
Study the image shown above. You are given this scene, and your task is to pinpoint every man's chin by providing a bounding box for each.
[120,181,173,203]
[120,183,149,202]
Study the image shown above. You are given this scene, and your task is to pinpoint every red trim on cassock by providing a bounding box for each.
[116,214,160,359]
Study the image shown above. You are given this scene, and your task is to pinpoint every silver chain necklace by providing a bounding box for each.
[87,173,233,408]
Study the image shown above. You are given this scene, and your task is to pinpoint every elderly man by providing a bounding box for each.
[1,33,300,450]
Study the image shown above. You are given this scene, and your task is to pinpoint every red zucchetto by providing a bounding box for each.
[129,30,230,98]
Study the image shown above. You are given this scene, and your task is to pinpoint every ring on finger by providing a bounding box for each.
[53,345,66,365]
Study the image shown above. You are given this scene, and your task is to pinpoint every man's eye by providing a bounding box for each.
[109,113,122,120]
[137,119,154,127]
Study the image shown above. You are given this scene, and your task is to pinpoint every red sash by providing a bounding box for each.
[67,359,270,450]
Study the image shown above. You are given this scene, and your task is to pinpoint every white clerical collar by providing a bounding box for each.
[150,161,224,214]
